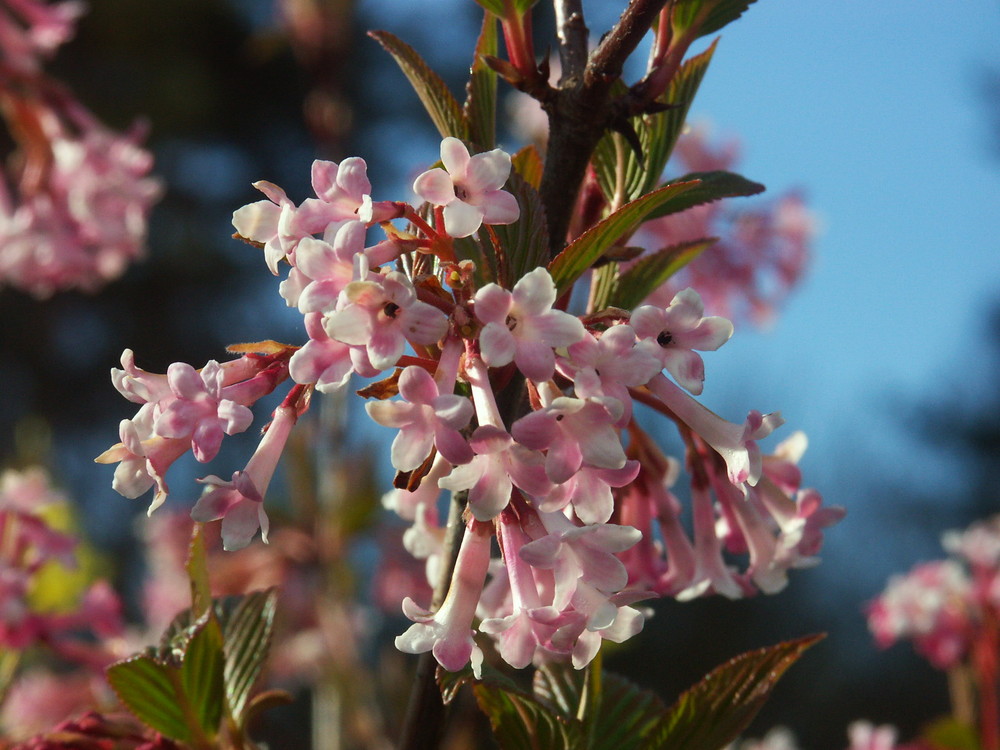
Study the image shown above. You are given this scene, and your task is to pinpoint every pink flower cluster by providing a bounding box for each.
[101,135,840,677]
[635,124,815,326]
[0,0,161,298]
[867,514,1000,669]
[0,467,123,666]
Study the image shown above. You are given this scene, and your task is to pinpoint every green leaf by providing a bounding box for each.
[672,0,758,39]
[590,673,668,750]
[922,717,982,750]
[641,634,824,750]
[473,678,585,750]
[600,237,714,311]
[180,614,226,737]
[465,12,498,149]
[107,655,192,742]
[591,40,716,205]
[511,145,544,189]
[644,170,765,221]
[471,0,538,16]
[548,180,702,297]
[222,588,280,727]
[186,522,212,619]
[487,167,550,287]
[368,30,468,140]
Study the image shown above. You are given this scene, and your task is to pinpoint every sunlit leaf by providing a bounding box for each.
[672,0,758,39]
[465,12,498,149]
[600,237,714,311]
[222,589,279,727]
[107,655,191,741]
[512,145,544,189]
[591,41,716,206]
[180,614,225,736]
[590,673,668,750]
[548,180,701,296]
[641,634,824,750]
[473,679,584,750]
[186,523,212,619]
[368,30,468,140]
[644,170,765,220]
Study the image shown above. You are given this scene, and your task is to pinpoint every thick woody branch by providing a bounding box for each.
[539,0,669,258]
[555,0,588,84]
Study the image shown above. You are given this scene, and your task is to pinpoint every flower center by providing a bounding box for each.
[505,314,518,332]
[383,302,401,319]
[656,331,673,347]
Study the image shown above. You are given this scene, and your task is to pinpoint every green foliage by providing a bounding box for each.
[594,238,713,312]
[368,30,469,141]
[465,12,499,149]
[442,637,819,750]
[471,0,539,17]
[107,613,225,745]
[645,170,766,220]
[671,0,759,39]
[641,634,824,750]
[489,169,551,287]
[548,180,703,297]
[512,145,544,190]
[592,41,718,205]
[106,589,281,744]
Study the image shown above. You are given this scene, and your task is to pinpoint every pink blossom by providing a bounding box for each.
[866,559,973,669]
[474,267,586,382]
[631,289,733,395]
[561,324,660,426]
[232,180,299,274]
[294,157,372,233]
[365,365,474,471]
[412,137,519,238]
[0,0,83,73]
[646,373,782,486]
[190,403,298,550]
[511,395,627,484]
[153,361,254,463]
[289,312,375,393]
[323,271,448,371]
[396,520,492,676]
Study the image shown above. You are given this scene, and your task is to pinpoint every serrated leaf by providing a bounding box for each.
[641,634,824,750]
[368,30,468,140]
[592,41,717,206]
[465,12,498,149]
[591,673,668,750]
[180,614,225,737]
[672,0,758,39]
[486,168,550,287]
[223,588,279,726]
[644,170,765,221]
[473,679,585,750]
[107,656,191,742]
[548,180,701,296]
[600,237,714,311]
[512,145,544,189]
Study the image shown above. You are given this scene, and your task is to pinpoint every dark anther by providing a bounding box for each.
[505,315,518,332]
[656,331,673,347]
[384,302,401,319]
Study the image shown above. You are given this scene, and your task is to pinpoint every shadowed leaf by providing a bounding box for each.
[644,170,765,221]
[641,634,824,750]
[465,12,498,148]
[600,237,714,311]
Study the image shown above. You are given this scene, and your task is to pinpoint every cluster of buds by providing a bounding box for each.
[0,0,161,297]
[99,134,842,677]
[0,467,123,667]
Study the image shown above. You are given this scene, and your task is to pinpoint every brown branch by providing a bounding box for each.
[555,0,588,84]
[538,0,670,258]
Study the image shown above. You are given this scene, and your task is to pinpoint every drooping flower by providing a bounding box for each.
[412,136,519,238]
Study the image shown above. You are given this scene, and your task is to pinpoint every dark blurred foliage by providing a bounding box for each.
[0,2,996,749]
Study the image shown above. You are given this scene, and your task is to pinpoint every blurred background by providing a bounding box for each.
[0,0,998,747]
